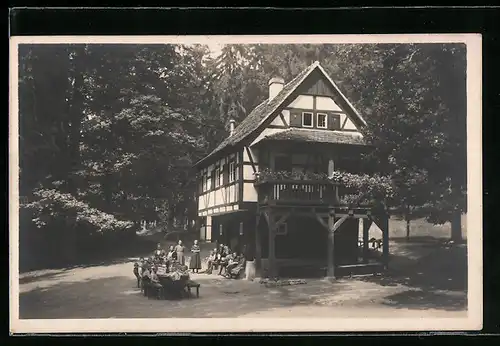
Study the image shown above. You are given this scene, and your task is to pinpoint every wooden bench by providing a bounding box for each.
[186,280,201,298]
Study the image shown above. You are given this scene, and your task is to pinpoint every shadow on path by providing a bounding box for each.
[358,241,468,311]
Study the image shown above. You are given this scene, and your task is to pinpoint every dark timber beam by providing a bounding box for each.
[332,214,349,232]
[327,209,336,278]
[255,211,262,275]
[275,211,291,228]
[362,217,370,264]
[267,209,277,279]
[381,214,390,269]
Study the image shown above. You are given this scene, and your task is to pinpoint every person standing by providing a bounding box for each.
[174,240,186,266]
[189,240,202,273]
[153,243,166,261]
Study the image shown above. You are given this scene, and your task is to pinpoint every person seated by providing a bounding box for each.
[205,250,217,274]
[153,243,166,261]
[149,266,164,299]
[166,245,177,262]
[218,250,232,276]
[140,262,152,295]
[228,254,247,279]
[224,252,240,277]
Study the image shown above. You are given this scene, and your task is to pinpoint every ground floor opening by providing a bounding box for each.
[206,206,389,278]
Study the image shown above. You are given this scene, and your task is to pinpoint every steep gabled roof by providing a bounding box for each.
[195,61,366,167]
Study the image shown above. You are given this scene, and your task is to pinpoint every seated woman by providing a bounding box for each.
[205,249,217,274]
[228,254,247,279]
[224,252,240,277]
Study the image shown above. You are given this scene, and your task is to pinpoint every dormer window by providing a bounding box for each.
[317,113,327,129]
[302,112,313,128]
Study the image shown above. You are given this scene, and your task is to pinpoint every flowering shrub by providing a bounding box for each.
[24,188,134,232]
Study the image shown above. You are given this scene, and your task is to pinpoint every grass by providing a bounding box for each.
[388,214,467,240]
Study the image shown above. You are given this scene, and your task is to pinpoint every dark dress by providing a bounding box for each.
[189,244,202,270]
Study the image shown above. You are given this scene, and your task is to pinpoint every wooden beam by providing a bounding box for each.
[268,209,277,279]
[327,210,336,278]
[327,157,335,178]
[340,115,348,129]
[275,211,291,228]
[278,111,289,127]
[255,212,262,275]
[244,146,257,173]
[332,214,349,233]
[262,210,270,226]
[362,217,370,264]
[381,214,390,269]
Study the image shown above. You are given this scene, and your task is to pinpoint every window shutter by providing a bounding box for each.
[223,163,229,185]
[328,113,341,130]
[289,110,302,127]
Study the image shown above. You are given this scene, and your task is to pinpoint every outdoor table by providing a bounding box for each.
[158,273,190,299]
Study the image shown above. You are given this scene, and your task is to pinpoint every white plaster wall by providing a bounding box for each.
[243,182,258,202]
[316,96,343,111]
[243,165,255,180]
[288,95,314,109]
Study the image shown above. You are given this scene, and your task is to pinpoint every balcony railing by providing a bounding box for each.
[255,179,356,206]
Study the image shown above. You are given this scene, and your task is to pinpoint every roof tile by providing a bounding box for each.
[259,128,367,146]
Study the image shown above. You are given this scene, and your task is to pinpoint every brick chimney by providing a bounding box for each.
[268,76,285,101]
[229,119,236,136]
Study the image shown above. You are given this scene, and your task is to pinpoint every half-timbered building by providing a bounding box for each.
[194,61,389,279]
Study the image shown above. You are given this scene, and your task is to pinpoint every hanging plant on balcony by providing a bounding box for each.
[254,168,329,183]
[254,168,395,209]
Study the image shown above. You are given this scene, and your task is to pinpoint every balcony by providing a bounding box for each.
[255,179,355,206]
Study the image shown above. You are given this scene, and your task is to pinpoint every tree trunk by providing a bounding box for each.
[406,218,411,241]
[451,210,462,242]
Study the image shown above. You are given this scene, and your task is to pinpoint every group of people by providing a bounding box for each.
[149,240,203,273]
[133,240,201,289]
[133,240,247,291]
[205,243,246,279]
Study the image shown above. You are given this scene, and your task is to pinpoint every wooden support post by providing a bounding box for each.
[255,212,262,276]
[267,210,277,279]
[362,217,370,263]
[327,157,339,203]
[381,213,390,269]
[327,209,336,278]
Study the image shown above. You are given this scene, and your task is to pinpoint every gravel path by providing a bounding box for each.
[18,241,468,319]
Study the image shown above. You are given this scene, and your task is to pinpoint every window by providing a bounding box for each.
[229,161,236,182]
[201,174,206,192]
[214,166,221,187]
[302,112,313,127]
[206,172,212,190]
[276,222,288,236]
[317,113,327,129]
[219,166,224,186]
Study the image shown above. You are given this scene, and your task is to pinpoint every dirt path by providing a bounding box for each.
[18,241,468,319]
